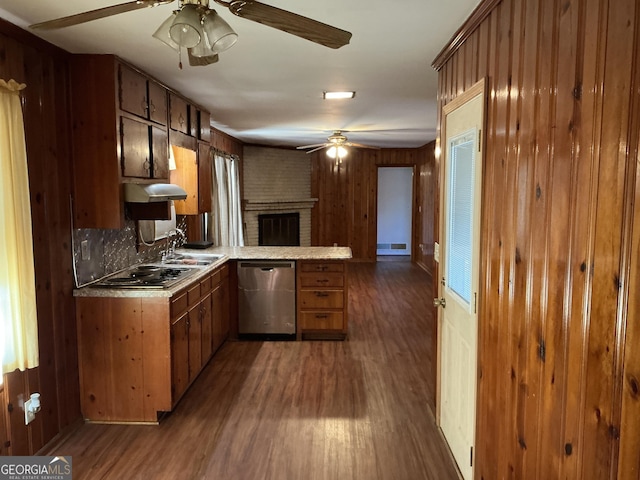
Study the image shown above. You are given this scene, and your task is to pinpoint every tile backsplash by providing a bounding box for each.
[72,218,185,287]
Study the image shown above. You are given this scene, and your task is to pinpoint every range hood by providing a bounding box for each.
[123,183,187,203]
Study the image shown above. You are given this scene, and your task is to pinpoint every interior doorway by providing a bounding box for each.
[377,167,413,258]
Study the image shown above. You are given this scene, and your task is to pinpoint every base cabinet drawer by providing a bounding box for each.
[299,311,344,330]
[299,290,344,309]
[299,272,344,288]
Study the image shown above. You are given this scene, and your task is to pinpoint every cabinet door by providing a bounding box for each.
[198,110,211,141]
[187,305,202,380]
[121,116,151,178]
[171,312,189,403]
[151,125,169,179]
[200,291,213,362]
[169,94,189,134]
[220,278,230,339]
[189,104,198,137]
[170,146,198,215]
[119,64,147,118]
[148,80,167,125]
[212,284,224,352]
[198,142,212,213]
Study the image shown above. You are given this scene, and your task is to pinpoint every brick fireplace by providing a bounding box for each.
[242,146,316,246]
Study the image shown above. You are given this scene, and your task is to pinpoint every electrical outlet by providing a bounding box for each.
[24,393,41,425]
[81,240,90,260]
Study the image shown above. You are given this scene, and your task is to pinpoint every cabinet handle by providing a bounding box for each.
[178,114,185,127]
[314,292,330,297]
[149,101,156,114]
[141,98,148,112]
[315,314,329,319]
[316,279,329,284]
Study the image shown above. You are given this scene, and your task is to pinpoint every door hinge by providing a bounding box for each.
[474,292,477,314]
[470,446,474,466]
[478,129,482,152]
[7,403,13,413]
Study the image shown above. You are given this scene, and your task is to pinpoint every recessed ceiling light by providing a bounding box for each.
[323,91,355,99]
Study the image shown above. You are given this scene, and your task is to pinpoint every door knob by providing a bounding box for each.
[433,297,446,308]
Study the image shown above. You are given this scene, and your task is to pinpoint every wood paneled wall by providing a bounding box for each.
[0,19,80,455]
[433,0,640,478]
[310,147,435,262]
[416,142,436,275]
[212,128,243,158]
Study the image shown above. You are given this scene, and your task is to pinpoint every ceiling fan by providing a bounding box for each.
[297,130,380,161]
[30,0,352,66]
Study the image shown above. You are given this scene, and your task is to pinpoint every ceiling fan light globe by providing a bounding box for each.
[326,146,337,158]
[169,4,202,49]
[337,146,348,158]
[202,10,238,53]
[153,13,180,52]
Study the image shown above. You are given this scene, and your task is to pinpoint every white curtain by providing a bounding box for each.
[210,150,244,246]
[0,79,39,375]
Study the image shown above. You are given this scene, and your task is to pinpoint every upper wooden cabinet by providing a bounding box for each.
[69,54,210,229]
[169,93,189,135]
[119,64,168,125]
[198,110,211,142]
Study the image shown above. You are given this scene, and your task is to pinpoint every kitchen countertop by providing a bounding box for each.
[185,245,352,260]
[73,245,352,298]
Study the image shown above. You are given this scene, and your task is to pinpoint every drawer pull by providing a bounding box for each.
[316,279,329,283]
[315,314,329,319]
[314,292,330,297]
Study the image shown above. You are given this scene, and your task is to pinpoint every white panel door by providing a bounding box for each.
[438,79,485,480]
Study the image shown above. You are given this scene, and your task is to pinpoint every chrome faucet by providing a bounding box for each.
[163,227,187,261]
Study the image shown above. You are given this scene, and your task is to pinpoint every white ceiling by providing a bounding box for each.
[0,0,479,149]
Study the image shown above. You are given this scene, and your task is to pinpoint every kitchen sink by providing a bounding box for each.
[162,253,224,266]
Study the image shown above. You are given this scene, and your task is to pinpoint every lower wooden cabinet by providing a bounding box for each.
[296,260,348,340]
[75,264,229,423]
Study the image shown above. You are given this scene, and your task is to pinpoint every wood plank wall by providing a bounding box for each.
[0,20,80,455]
[433,0,640,478]
[310,146,435,263]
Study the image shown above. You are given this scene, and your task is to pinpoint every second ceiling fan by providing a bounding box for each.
[30,0,352,66]
[297,131,380,161]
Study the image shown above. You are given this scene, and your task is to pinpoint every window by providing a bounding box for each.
[0,79,39,379]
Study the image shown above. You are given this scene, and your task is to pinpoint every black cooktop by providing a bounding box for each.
[94,265,198,289]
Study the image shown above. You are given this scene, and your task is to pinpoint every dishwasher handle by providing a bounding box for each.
[239,261,295,269]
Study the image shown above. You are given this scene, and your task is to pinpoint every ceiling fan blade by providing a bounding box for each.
[227,1,352,49]
[187,49,220,66]
[30,0,174,30]
[347,142,381,149]
[296,143,327,149]
[304,145,329,154]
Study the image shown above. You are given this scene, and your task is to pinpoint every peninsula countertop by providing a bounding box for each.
[73,246,352,298]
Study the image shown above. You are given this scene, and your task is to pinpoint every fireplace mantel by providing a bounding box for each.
[243,198,318,211]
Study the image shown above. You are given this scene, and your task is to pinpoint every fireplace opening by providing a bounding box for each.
[259,212,300,246]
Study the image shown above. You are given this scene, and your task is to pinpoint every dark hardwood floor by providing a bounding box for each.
[47,262,458,479]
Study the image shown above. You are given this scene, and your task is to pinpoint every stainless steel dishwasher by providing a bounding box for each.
[237,261,296,334]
